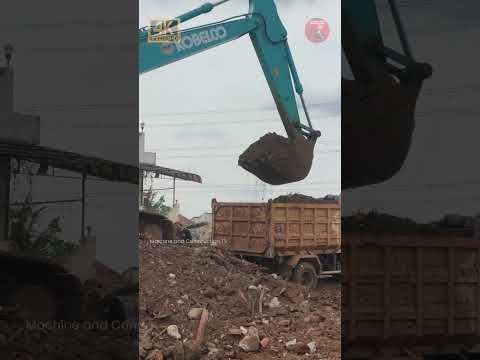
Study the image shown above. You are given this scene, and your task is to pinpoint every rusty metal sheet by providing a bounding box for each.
[140,163,201,183]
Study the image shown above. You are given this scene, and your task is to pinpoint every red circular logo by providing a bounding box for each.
[305,18,330,43]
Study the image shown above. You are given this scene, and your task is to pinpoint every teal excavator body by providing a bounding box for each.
[139,0,321,185]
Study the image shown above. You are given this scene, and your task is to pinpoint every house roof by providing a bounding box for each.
[94,261,131,292]
[139,210,173,225]
[176,214,193,227]
[140,162,202,183]
[1,140,138,185]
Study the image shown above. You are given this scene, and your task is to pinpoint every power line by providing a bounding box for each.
[157,150,339,159]
[142,113,336,123]
[17,103,136,111]
[139,101,338,118]
[141,116,338,128]
[147,141,339,151]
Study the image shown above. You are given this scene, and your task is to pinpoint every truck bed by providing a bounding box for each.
[342,234,480,358]
[211,199,340,258]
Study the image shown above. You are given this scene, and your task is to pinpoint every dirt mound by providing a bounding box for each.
[139,242,340,359]
[343,211,474,236]
[238,132,315,185]
[272,193,339,204]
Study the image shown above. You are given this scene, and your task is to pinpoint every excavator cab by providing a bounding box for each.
[342,0,432,189]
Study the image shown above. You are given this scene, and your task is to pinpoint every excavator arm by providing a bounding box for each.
[342,0,432,190]
[139,0,321,185]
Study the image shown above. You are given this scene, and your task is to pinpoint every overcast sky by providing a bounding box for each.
[140,0,341,218]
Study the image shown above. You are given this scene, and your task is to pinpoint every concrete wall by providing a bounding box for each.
[139,132,156,165]
[167,202,180,223]
[0,67,40,243]
[0,157,9,242]
[475,213,480,240]
[0,68,40,145]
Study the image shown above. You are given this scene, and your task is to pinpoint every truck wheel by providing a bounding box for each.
[278,263,293,281]
[293,262,318,289]
[11,285,57,320]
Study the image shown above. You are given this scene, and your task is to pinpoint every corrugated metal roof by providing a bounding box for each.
[140,162,202,183]
[0,141,138,185]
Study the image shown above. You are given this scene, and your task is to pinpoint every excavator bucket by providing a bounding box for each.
[238,129,316,185]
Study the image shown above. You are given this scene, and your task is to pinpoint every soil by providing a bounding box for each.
[343,211,474,236]
[139,242,340,359]
[238,132,315,186]
[272,193,339,204]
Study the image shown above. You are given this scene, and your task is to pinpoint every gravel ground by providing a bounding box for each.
[139,242,340,359]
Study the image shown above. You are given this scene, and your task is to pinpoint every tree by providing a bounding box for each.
[9,199,78,259]
[143,183,172,216]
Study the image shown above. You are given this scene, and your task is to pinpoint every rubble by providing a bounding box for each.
[140,243,340,359]
[307,341,317,353]
[343,210,475,236]
[238,327,260,352]
[260,337,271,349]
[166,325,181,339]
[268,297,281,309]
[188,308,204,320]
[272,193,339,204]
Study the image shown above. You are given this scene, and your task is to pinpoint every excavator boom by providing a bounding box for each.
[139,0,321,185]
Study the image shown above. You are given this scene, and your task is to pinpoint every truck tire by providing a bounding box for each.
[278,263,293,281]
[293,262,318,289]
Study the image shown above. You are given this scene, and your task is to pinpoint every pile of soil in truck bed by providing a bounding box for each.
[139,242,340,360]
[272,193,339,204]
[343,211,475,236]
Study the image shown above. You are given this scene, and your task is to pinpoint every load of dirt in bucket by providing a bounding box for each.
[238,132,315,186]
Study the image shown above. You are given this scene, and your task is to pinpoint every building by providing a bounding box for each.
[138,126,202,240]
[0,48,137,286]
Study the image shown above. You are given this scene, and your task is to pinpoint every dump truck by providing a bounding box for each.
[342,214,480,359]
[211,197,341,288]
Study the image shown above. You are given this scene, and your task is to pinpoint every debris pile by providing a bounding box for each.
[139,243,340,359]
[343,211,475,236]
[272,193,339,204]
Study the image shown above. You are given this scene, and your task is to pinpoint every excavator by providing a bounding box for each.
[342,0,432,189]
[139,0,321,185]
